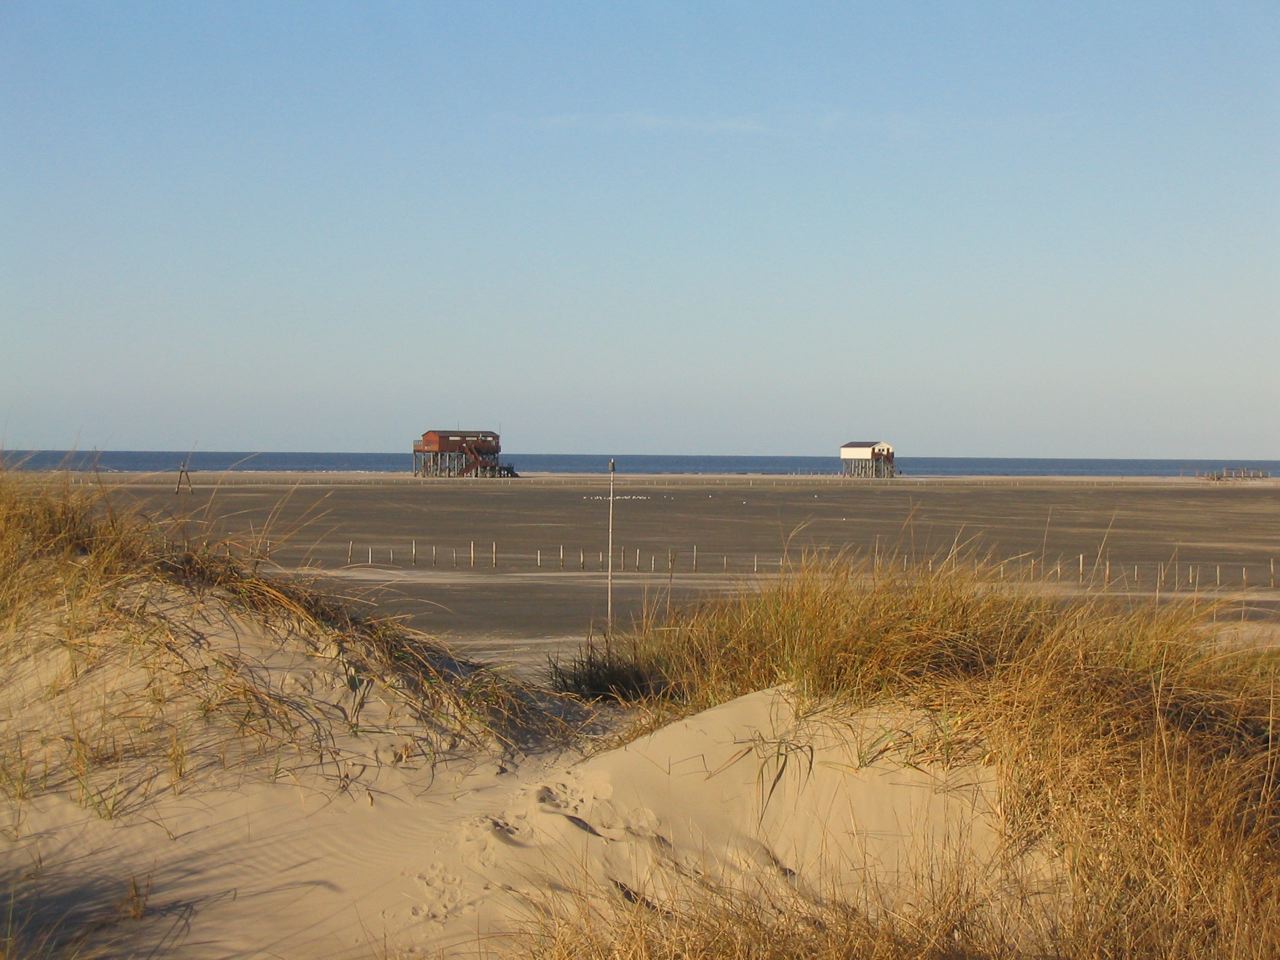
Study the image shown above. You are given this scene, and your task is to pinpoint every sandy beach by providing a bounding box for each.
[9,3,1276,954]
[103,472,1280,673]
[5,472,1279,958]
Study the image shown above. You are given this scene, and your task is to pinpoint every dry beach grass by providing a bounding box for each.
[545,555,1280,958]
[2,470,1278,958]
[0,470,564,957]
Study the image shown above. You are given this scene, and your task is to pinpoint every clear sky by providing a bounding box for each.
[3,2,1277,457]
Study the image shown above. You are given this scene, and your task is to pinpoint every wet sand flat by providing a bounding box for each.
[104,473,1280,672]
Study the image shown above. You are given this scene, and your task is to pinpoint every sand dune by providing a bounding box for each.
[7,700,1035,958]
[3,576,1038,958]
[7,474,1274,958]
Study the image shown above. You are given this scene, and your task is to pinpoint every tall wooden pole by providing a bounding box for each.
[607,459,616,631]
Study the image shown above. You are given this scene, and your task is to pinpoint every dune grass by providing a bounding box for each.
[545,553,1280,958]
[0,468,584,956]
[0,469,561,829]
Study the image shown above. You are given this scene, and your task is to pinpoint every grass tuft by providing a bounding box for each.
[546,551,1280,958]
[0,469,567,822]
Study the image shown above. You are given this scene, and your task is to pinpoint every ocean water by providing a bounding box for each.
[4,450,1277,478]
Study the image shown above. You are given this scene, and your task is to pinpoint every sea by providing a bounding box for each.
[3,451,1277,478]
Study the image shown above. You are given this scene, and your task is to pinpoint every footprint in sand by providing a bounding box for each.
[480,815,530,850]
[413,862,464,922]
[534,784,630,842]
[536,783,571,809]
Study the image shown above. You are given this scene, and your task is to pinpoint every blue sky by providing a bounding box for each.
[3,2,1277,457]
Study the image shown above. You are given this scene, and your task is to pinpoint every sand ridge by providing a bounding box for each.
[6,653,1051,958]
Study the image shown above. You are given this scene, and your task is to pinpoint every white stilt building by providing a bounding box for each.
[840,441,896,478]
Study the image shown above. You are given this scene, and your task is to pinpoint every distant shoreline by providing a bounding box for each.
[3,450,1277,480]
[20,470,1280,490]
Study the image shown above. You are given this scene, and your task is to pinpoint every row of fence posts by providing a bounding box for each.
[333,540,1278,589]
[950,553,1277,591]
[341,539,790,574]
